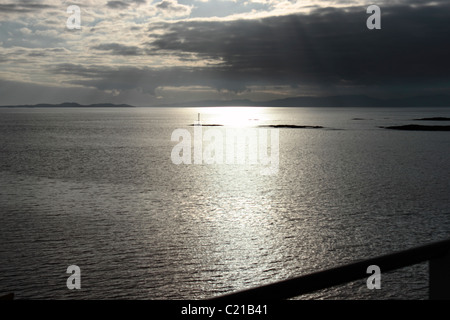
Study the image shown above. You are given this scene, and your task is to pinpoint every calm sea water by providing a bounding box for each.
[0,107,449,300]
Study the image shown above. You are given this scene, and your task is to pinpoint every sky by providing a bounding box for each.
[0,0,449,106]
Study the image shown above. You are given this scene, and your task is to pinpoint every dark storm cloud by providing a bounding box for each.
[51,2,450,96]
[146,3,450,92]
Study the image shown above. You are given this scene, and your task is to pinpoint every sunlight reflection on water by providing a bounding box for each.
[0,107,449,299]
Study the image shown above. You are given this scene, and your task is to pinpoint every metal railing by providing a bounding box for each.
[210,238,450,300]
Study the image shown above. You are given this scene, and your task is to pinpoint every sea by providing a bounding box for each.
[0,106,449,300]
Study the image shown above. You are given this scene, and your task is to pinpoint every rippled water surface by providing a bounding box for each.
[0,107,449,299]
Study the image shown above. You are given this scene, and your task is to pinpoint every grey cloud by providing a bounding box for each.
[91,43,142,56]
[50,63,249,94]
[0,78,151,106]
[156,1,172,10]
[27,52,47,57]
[106,0,146,9]
[106,1,130,9]
[155,0,191,13]
[26,48,68,57]
[0,3,54,13]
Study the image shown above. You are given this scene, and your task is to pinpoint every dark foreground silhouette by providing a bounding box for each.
[0,293,14,300]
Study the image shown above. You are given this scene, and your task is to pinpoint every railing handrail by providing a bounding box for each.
[210,238,450,300]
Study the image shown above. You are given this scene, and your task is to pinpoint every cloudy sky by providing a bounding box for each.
[0,0,449,106]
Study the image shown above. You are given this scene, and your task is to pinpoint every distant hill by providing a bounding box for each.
[153,94,450,108]
[0,102,135,108]
[2,94,450,108]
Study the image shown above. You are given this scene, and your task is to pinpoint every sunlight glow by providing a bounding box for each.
[195,107,266,127]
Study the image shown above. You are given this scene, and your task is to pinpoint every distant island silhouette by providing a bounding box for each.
[413,117,450,121]
[186,124,324,128]
[2,94,450,108]
[0,102,135,108]
[381,125,450,131]
[151,94,450,108]
[258,125,324,129]
[188,124,223,126]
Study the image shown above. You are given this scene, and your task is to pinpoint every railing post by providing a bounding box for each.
[429,249,450,300]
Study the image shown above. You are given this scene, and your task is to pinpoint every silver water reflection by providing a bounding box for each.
[0,107,449,299]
